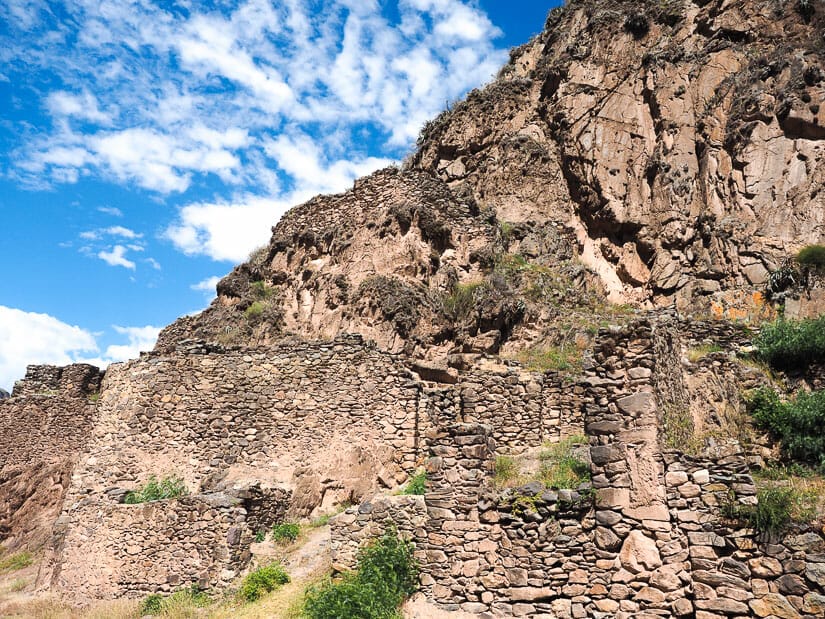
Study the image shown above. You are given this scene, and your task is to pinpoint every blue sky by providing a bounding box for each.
[0,0,557,390]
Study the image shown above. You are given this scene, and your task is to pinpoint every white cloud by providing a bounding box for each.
[6,0,506,195]
[166,141,392,261]
[0,306,97,391]
[47,90,112,124]
[80,225,141,240]
[192,275,222,292]
[98,244,136,269]
[98,206,123,217]
[0,306,163,391]
[98,325,161,363]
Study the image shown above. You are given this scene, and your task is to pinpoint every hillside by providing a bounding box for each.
[2,2,825,618]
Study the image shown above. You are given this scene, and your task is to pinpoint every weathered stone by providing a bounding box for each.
[616,392,656,416]
[806,561,825,586]
[595,526,622,550]
[748,593,801,619]
[619,530,661,573]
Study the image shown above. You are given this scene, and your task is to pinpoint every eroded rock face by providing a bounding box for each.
[414,0,825,315]
[157,1,825,358]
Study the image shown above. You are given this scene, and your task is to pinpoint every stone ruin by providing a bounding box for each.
[0,313,823,617]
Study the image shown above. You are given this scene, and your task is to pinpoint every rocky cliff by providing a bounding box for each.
[3,1,825,617]
[158,0,824,362]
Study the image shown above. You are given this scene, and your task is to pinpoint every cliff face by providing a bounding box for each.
[157,0,825,359]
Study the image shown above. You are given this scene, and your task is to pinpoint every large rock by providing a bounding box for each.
[749,594,801,619]
[619,530,662,573]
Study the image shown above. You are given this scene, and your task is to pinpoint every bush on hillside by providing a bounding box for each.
[303,529,418,619]
[753,316,825,371]
[797,244,825,269]
[747,386,825,467]
[124,476,188,504]
[239,563,290,602]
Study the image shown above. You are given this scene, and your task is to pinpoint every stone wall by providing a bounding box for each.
[1,364,101,471]
[62,336,425,505]
[330,317,825,617]
[48,487,289,599]
[459,367,584,453]
[0,364,101,550]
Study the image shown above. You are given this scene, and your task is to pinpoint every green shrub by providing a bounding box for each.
[441,281,485,322]
[797,244,825,269]
[401,470,427,495]
[494,455,519,487]
[245,300,266,319]
[303,530,418,619]
[754,316,825,370]
[0,551,33,573]
[751,486,794,535]
[271,523,300,544]
[747,387,825,466]
[249,280,273,299]
[124,475,188,504]
[140,594,164,615]
[140,585,211,615]
[239,563,290,602]
[539,435,591,489]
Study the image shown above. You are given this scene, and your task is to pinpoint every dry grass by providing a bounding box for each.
[0,596,139,619]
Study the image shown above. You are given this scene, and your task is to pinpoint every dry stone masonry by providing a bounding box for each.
[332,317,825,617]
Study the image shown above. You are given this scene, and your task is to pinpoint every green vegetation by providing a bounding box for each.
[797,244,825,269]
[244,301,266,319]
[754,315,825,371]
[687,343,723,363]
[494,455,519,487]
[515,344,583,374]
[751,486,795,535]
[239,563,290,602]
[271,523,301,544]
[539,435,590,489]
[0,551,32,574]
[747,387,825,467]
[401,470,427,496]
[123,475,188,504]
[441,281,486,322]
[250,280,274,300]
[303,530,418,619]
[140,584,212,615]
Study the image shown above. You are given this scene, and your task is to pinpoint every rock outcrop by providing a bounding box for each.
[3,1,825,616]
[158,0,825,362]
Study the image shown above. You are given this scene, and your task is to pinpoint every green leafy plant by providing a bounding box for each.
[140,594,164,615]
[539,435,590,489]
[271,522,301,544]
[754,316,825,371]
[401,471,427,496]
[747,387,825,466]
[254,530,266,543]
[751,486,794,535]
[797,244,825,269]
[123,475,188,504]
[239,563,290,602]
[303,529,418,619]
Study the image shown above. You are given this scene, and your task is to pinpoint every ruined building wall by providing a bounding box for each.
[0,364,101,551]
[332,319,825,618]
[459,368,584,452]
